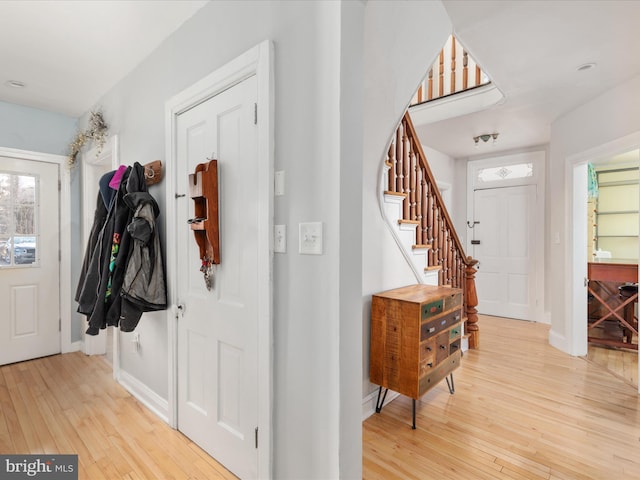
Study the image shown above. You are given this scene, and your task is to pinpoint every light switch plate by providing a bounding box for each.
[299,222,323,255]
[274,224,286,253]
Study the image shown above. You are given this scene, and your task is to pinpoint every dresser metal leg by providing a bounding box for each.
[375,386,389,413]
[412,399,416,429]
[445,373,455,394]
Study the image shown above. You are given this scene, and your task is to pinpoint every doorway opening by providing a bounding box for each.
[569,134,640,393]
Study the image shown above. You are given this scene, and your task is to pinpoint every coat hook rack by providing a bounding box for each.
[143,160,163,186]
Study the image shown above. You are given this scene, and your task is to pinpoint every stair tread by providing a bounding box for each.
[397,219,420,225]
[384,190,407,197]
[424,265,442,271]
[412,244,432,250]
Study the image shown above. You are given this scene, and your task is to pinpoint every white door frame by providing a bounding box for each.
[466,150,546,322]
[566,132,640,391]
[164,41,274,477]
[0,146,72,353]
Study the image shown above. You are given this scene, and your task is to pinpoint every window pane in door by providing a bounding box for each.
[0,172,39,267]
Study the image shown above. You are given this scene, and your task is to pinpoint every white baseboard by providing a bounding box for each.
[548,328,569,354]
[67,340,83,353]
[362,387,399,421]
[118,370,170,424]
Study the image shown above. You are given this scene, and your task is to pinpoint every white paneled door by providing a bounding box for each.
[472,185,536,320]
[175,75,259,479]
[0,157,60,365]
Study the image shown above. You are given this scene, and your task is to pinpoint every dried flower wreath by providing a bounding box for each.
[68,110,109,167]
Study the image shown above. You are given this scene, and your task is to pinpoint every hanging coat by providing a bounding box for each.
[119,190,167,332]
[76,163,149,335]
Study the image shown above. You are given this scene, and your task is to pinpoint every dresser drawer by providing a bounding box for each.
[435,331,450,363]
[419,338,435,361]
[420,309,461,340]
[418,349,461,396]
[421,299,443,320]
[444,292,462,311]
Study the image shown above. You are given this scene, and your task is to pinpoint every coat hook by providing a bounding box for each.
[467,221,480,228]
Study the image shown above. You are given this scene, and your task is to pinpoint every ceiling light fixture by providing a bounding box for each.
[5,80,26,88]
[473,133,499,147]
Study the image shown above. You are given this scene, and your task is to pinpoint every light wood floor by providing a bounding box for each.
[0,352,237,479]
[587,343,638,387]
[363,315,640,480]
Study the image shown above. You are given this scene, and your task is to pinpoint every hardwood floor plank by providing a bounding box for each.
[0,352,238,479]
[364,315,640,479]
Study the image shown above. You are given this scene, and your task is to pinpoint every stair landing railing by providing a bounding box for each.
[385,112,479,348]
[410,35,490,106]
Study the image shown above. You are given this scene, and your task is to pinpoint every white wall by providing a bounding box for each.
[362,0,451,402]
[548,73,640,354]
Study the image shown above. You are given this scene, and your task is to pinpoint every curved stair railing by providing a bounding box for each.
[382,112,479,348]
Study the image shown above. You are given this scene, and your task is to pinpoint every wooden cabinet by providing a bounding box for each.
[370,284,463,428]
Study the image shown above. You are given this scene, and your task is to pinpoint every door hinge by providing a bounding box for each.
[59,319,61,332]
[254,103,257,125]
[58,179,61,191]
[255,427,258,448]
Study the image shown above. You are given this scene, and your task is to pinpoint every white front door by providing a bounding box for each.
[175,75,259,479]
[0,157,60,365]
[472,185,536,320]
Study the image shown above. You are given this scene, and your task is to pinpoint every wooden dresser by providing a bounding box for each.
[370,284,463,428]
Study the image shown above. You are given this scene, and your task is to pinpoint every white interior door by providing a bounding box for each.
[472,185,536,320]
[0,157,60,365]
[176,75,259,479]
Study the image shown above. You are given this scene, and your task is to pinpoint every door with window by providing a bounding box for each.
[467,152,544,322]
[0,157,60,365]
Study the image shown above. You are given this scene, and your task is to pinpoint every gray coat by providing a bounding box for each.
[119,191,167,332]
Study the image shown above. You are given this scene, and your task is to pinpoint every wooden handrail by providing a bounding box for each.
[385,112,479,348]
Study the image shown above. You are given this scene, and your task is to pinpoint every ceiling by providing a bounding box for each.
[0,0,208,118]
[0,0,638,162]
[415,0,640,159]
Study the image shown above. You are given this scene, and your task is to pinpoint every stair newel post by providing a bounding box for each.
[395,126,403,193]
[465,257,480,348]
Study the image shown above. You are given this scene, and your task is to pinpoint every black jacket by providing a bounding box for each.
[76,162,158,335]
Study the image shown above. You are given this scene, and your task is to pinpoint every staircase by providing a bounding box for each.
[379,112,479,348]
